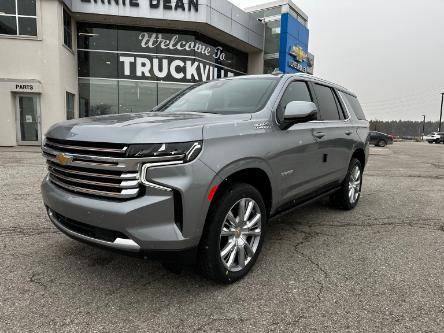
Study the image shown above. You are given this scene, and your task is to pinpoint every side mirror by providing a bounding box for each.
[283,101,318,124]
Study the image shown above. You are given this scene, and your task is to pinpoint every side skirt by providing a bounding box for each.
[270,186,341,221]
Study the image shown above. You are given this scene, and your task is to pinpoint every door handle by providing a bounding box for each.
[314,132,325,139]
[345,130,353,136]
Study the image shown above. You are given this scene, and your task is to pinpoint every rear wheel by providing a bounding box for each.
[198,183,266,284]
[378,140,387,147]
[330,158,363,210]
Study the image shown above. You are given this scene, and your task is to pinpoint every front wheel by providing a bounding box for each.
[198,183,266,284]
[378,140,387,147]
[330,158,363,210]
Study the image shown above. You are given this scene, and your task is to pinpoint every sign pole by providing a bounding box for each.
[439,93,444,132]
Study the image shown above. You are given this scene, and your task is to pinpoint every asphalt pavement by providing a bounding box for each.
[0,142,443,332]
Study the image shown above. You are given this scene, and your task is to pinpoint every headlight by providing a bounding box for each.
[127,141,202,162]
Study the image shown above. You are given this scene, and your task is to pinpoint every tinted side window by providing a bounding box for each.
[340,92,367,120]
[277,81,312,123]
[313,84,341,121]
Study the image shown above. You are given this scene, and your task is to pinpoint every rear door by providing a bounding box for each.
[310,83,355,185]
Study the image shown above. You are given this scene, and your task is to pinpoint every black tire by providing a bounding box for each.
[378,140,387,147]
[198,183,267,284]
[330,158,363,210]
[428,141,433,144]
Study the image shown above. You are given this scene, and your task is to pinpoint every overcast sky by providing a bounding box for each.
[230,0,444,121]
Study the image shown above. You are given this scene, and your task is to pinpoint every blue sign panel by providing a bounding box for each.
[279,13,312,74]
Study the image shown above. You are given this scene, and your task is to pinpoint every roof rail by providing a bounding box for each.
[294,73,353,95]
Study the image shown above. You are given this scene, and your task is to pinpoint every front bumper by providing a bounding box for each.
[41,159,219,253]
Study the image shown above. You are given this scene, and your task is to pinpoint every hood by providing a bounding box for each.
[45,112,252,144]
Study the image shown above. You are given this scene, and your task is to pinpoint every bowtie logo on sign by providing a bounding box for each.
[80,0,199,12]
[288,45,308,73]
[290,45,307,63]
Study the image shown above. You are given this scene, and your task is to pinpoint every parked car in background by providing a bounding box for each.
[424,132,444,144]
[369,131,393,147]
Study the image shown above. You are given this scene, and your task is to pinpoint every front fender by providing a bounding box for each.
[202,157,279,214]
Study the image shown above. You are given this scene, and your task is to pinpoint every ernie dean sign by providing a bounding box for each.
[80,0,199,12]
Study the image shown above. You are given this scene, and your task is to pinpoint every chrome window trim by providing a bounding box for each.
[337,90,352,122]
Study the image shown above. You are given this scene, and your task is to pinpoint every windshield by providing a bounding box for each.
[154,78,280,114]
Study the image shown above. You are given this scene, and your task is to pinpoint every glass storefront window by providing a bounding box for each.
[77,23,248,117]
[79,79,118,117]
[264,20,281,55]
[78,25,118,51]
[119,81,158,113]
[264,58,279,74]
[158,82,190,104]
[78,51,118,79]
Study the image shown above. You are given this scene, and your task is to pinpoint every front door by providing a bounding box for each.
[271,80,327,204]
[16,94,41,145]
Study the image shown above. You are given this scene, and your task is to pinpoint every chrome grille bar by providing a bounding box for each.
[49,175,139,199]
[49,169,139,189]
[47,162,138,181]
[45,140,128,155]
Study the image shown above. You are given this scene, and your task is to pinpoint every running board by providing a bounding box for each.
[270,186,341,221]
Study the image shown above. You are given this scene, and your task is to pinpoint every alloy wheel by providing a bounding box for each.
[219,198,262,272]
[348,165,362,204]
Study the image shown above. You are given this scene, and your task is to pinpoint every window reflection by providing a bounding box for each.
[79,79,118,117]
[77,24,247,117]
[119,81,158,113]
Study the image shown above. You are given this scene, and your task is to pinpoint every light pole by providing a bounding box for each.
[439,93,444,132]
[421,115,426,140]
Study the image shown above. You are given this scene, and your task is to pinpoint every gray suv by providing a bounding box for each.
[41,74,369,283]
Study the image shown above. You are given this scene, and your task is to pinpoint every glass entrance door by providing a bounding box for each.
[16,94,41,145]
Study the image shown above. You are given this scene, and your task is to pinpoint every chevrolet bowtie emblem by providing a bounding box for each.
[55,153,73,166]
[290,45,307,63]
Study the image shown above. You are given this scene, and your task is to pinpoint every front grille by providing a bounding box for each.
[43,138,141,199]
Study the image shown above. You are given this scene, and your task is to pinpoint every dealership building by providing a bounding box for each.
[0,0,313,146]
